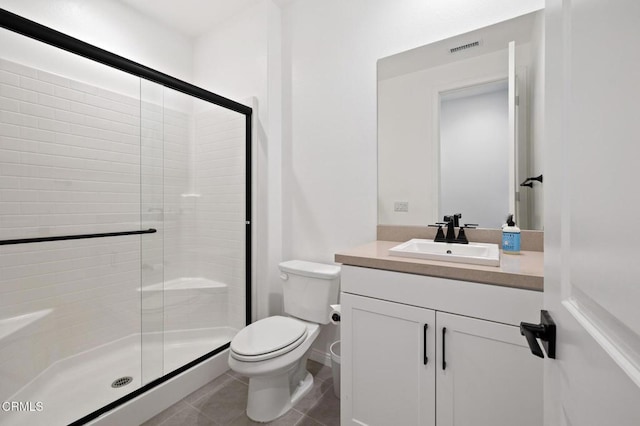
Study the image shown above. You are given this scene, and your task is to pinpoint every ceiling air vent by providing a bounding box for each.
[449,40,481,54]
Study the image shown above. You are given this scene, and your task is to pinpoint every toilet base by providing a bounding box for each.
[246,369,314,422]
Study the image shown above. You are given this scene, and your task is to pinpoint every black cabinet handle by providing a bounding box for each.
[442,327,447,370]
[520,310,556,359]
[423,324,429,365]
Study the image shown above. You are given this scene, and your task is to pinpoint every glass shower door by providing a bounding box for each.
[0,26,151,424]
[143,84,248,376]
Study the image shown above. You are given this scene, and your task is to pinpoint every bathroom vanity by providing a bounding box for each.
[335,234,544,426]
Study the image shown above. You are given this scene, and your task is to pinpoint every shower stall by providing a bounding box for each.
[0,10,251,425]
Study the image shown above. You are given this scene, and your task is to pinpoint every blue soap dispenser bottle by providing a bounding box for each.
[502,214,521,254]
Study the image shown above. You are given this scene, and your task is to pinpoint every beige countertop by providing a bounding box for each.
[335,240,544,292]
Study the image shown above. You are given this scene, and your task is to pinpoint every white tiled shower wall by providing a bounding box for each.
[0,58,143,401]
[0,58,246,400]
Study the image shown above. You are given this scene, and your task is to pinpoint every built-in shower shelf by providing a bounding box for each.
[138,277,228,293]
[0,309,52,342]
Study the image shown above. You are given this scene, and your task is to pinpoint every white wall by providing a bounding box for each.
[0,0,193,82]
[193,3,267,104]
[193,0,283,322]
[280,0,544,356]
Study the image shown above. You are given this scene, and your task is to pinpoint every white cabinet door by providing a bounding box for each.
[436,312,543,426]
[341,292,436,426]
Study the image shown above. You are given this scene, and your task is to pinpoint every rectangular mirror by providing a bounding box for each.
[377,10,544,230]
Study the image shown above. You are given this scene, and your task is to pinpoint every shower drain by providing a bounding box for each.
[111,376,133,388]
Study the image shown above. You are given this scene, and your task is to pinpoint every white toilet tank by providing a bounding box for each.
[279,260,340,324]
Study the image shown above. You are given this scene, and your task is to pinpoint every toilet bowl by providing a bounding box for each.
[229,317,320,422]
[228,260,340,423]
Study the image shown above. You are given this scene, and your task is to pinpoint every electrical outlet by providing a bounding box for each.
[394,201,409,212]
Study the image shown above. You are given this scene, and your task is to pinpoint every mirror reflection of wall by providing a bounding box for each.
[439,81,509,229]
[377,10,544,230]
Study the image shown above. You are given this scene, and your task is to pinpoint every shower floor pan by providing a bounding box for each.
[4,327,236,426]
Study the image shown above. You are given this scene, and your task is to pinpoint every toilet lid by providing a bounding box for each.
[231,316,308,360]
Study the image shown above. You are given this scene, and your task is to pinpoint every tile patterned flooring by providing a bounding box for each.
[142,360,339,426]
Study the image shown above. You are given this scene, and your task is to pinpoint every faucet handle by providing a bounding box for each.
[456,224,478,244]
[456,227,469,244]
[429,223,447,242]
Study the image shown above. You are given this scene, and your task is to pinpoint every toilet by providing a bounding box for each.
[228,260,341,422]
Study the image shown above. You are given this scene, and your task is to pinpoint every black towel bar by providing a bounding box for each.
[0,229,157,246]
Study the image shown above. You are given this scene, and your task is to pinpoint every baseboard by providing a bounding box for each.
[88,349,230,425]
[309,347,331,367]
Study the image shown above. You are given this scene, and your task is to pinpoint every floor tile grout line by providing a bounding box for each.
[300,384,336,426]
[157,398,202,426]
[292,408,305,415]
[293,413,327,426]
[166,399,220,426]
[225,371,250,386]
[152,402,196,426]
[189,403,225,426]
[223,409,247,426]
[180,395,216,423]
[182,373,238,408]
[181,378,239,426]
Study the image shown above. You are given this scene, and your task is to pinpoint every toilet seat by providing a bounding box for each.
[230,316,308,362]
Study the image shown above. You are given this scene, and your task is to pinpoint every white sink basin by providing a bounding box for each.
[388,239,500,267]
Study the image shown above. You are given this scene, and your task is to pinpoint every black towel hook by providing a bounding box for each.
[520,174,543,188]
